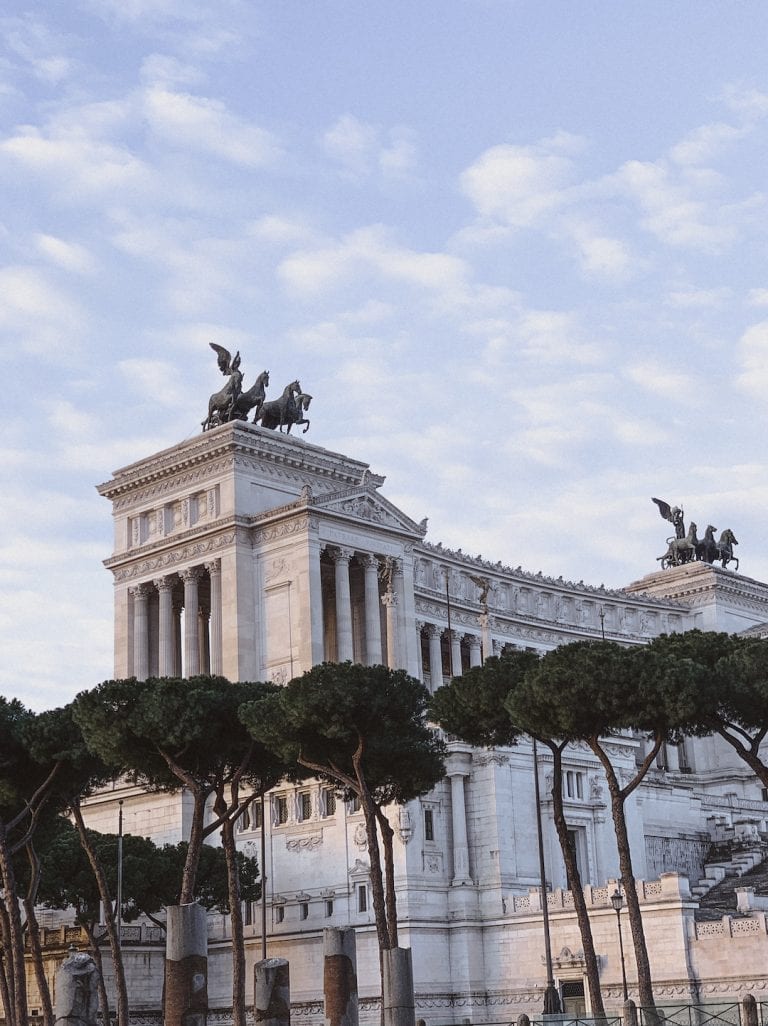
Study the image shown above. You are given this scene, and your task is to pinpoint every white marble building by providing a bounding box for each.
[85,420,768,1021]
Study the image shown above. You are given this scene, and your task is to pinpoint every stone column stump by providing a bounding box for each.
[324,927,358,1026]
[165,902,208,1026]
[255,957,291,1026]
[382,947,415,1026]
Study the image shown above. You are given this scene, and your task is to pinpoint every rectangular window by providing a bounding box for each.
[243,901,253,926]
[357,884,368,913]
[275,906,284,924]
[253,801,263,829]
[348,796,361,814]
[300,902,309,920]
[275,796,288,825]
[300,792,312,821]
[323,789,337,817]
[424,809,434,842]
[325,899,334,918]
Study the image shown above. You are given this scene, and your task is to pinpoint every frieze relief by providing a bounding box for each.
[111,533,236,581]
[253,516,313,543]
[285,833,323,853]
[110,458,232,512]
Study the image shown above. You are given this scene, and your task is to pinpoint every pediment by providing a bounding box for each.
[313,487,427,537]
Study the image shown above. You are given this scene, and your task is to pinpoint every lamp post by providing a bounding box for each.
[533,738,561,1015]
[611,888,628,1001]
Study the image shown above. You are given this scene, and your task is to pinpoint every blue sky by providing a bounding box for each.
[3,1,768,709]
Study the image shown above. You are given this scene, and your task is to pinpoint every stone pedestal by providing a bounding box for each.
[323,928,358,1026]
[255,957,291,1026]
[165,902,208,1026]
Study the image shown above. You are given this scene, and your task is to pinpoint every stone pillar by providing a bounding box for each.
[55,948,100,1025]
[382,590,398,670]
[198,607,211,674]
[382,947,415,1026]
[323,927,358,1026]
[132,583,152,681]
[394,559,407,670]
[664,742,680,772]
[155,576,175,677]
[254,957,291,1026]
[480,613,493,664]
[447,754,472,885]
[742,995,758,1026]
[450,631,462,678]
[361,555,383,666]
[333,549,354,662]
[206,559,223,675]
[468,635,482,668]
[414,622,425,682]
[182,567,201,677]
[426,624,443,692]
[173,598,183,676]
[165,902,208,1026]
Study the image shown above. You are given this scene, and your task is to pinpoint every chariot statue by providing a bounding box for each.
[652,497,739,572]
[201,344,311,434]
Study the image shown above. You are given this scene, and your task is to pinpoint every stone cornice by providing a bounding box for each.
[97,421,384,502]
[107,530,238,581]
[626,562,768,614]
[103,515,245,570]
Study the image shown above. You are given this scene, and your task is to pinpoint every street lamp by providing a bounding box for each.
[533,738,561,1015]
[611,888,628,1001]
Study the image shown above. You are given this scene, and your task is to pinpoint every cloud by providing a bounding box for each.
[35,234,96,274]
[670,121,747,166]
[562,217,634,280]
[460,131,584,227]
[322,115,417,180]
[0,266,85,355]
[143,86,281,167]
[118,358,186,405]
[736,321,768,399]
[747,289,768,307]
[625,360,701,405]
[278,226,468,298]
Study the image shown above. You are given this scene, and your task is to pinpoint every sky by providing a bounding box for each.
[2,1,768,710]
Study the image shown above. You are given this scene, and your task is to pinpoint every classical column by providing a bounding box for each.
[154,575,175,677]
[206,559,223,675]
[394,559,407,671]
[182,567,202,677]
[426,624,443,693]
[132,583,152,681]
[468,634,482,668]
[414,621,425,682]
[382,590,398,670]
[332,548,354,662]
[480,613,493,664]
[198,608,211,674]
[450,631,462,678]
[173,598,183,676]
[447,754,472,885]
[361,554,383,666]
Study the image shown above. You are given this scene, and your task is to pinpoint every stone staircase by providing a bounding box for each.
[690,818,768,920]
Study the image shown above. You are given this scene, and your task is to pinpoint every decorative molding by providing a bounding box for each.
[285,833,323,853]
[253,515,312,544]
[111,534,236,582]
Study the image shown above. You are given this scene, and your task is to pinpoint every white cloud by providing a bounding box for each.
[460,131,583,227]
[278,226,468,298]
[118,358,186,405]
[666,286,731,308]
[625,361,701,404]
[747,289,768,307]
[322,115,417,180]
[35,234,96,275]
[0,265,85,354]
[736,321,768,399]
[563,218,634,280]
[670,121,746,166]
[143,86,281,167]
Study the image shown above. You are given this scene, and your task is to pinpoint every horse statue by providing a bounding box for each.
[695,524,718,564]
[202,344,242,431]
[254,380,302,431]
[715,529,739,571]
[230,370,269,421]
[658,521,698,569]
[285,392,312,434]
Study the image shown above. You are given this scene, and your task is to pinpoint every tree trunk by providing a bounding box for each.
[716,729,768,789]
[215,788,247,1026]
[544,740,605,1017]
[591,738,658,1011]
[0,898,15,1026]
[23,844,54,1026]
[71,802,129,1026]
[0,819,28,1026]
[374,805,398,949]
[85,922,113,1026]
[180,788,208,905]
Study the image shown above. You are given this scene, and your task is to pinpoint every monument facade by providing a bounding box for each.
[86,418,768,1021]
